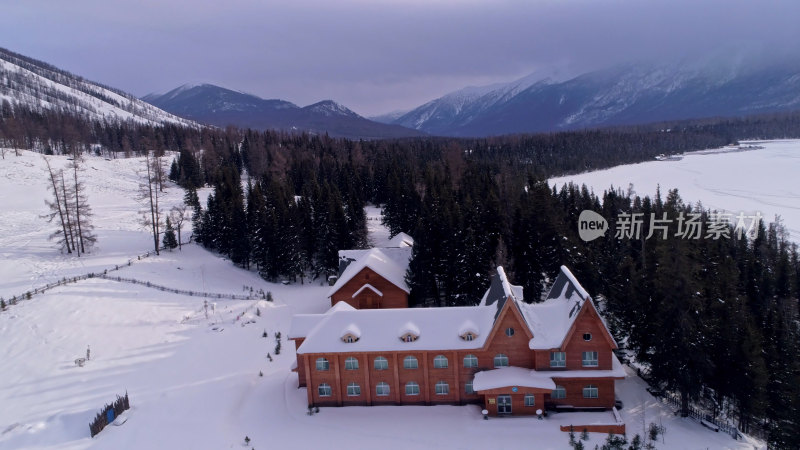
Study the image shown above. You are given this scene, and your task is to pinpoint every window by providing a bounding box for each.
[401,333,418,342]
[435,381,449,395]
[465,380,475,395]
[347,382,361,397]
[552,385,566,399]
[374,356,389,370]
[494,353,509,367]
[433,355,448,369]
[316,357,329,371]
[318,383,332,397]
[550,351,566,368]
[463,354,478,368]
[583,332,592,341]
[345,356,359,370]
[376,382,390,397]
[583,384,598,399]
[342,334,358,343]
[405,381,420,396]
[582,351,598,367]
[524,394,536,407]
[505,327,515,337]
[462,332,475,341]
[403,355,418,369]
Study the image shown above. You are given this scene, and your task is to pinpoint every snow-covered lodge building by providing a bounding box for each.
[327,232,414,309]
[290,263,624,417]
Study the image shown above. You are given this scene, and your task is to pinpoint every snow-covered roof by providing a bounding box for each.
[288,302,356,339]
[297,305,497,354]
[473,366,556,391]
[328,248,411,297]
[386,232,414,248]
[298,265,616,356]
[521,266,593,350]
[352,284,383,298]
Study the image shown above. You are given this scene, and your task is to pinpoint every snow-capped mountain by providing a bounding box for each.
[144,84,423,139]
[392,60,800,136]
[0,47,194,127]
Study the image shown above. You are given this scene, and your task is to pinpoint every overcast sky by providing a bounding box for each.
[2,0,800,116]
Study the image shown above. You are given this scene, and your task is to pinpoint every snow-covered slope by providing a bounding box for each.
[550,140,800,241]
[393,59,800,136]
[0,47,195,127]
[0,150,761,449]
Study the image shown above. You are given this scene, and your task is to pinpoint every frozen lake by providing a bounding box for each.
[550,140,800,241]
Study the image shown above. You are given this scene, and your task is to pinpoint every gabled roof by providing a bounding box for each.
[386,232,414,248]
[337,246,413,278]
[352,284,383,298]
[328,248,411,297]
[521,265,617,350]
[288,301,356,339]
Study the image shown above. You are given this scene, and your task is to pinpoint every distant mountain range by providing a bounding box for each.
[0,47,194,127]
[143,84,424,139]
[383,60,800,136]
[4,45,800,140]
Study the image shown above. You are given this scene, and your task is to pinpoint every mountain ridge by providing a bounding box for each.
[0,47,195,128]
[144,84,424,139]
[390,60,800,136]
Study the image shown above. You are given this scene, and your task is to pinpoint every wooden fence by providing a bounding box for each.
[1,242,256,310]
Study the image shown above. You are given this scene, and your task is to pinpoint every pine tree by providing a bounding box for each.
[163,217,178,250]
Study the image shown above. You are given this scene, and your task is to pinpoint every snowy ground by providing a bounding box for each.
[0,150,761,449]
[550,139,800,241]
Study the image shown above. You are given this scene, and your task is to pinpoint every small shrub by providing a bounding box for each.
[266,291,273,302]
[262,330,268,338]
[256,308,261,317]
[0,298,5,310]
[582,428,589,441]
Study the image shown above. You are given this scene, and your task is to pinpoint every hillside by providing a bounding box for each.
[393,60,800,136]
[144,84,424,139]
[0,150,761,449]
[0,47,194,128]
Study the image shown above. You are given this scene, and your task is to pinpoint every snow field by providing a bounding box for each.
[0,149,762,449]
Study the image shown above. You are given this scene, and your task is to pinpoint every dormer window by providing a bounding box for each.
[583,332,592,341]
[342,333,359,343]
[398,322,420,342]
[461,332,477,341]
[400,333,418,343]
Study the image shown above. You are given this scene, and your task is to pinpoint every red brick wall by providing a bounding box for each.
[292,338,306,387]
[562,305,613,370]
[331,267,408,309]
[547,378,616,408]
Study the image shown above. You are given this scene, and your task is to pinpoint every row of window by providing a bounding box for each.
[316,351,599,372]
[317,382,598,400]
[316,354,508,372]
[549,351,599,368]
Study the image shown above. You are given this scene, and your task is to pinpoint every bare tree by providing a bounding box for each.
[170,204,188,251]
[138,151,162,255]
[42,157,72,253]
[69,152,96,254]
[59,169,77,253]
